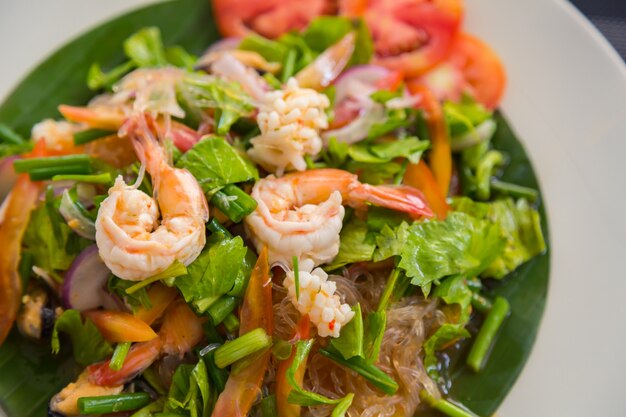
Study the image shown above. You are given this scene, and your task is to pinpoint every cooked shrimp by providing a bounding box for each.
[95,115,208,281]
[31,119,81,153]
[245,168,433,270]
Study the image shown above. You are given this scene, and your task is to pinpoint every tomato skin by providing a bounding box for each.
[408,33,507,109]
[342,0,463,77]
[212,0,333,39]
[275,316,311,417]
[84,310,158,343]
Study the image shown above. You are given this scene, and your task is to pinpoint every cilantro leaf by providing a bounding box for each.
[176,135,258,196]
[174,235,252,312]
[123,27,168,67]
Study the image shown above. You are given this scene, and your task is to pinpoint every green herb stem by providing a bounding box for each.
[125,261,187,295]
[109,342,132,371]
[466,296,510,372]
[73,128,116,145]
[0,123,25,144]
[214,328,272,369]
[210,184,257,223]
[281,49,297,82]
[377,268,401,313]
[293,256,300,300]
[13,155,91,173]
[223,313,240,333]
[475,150,504,200]
[77,392,151,415]
[491,179,539,202]
[207,295,238,325]
[419,391,478,417]
[319,347,398,395]
[52,172,112,184]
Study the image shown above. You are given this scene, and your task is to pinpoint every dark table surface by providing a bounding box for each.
[570,0,626,60]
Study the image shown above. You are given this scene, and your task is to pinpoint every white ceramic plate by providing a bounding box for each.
[1,1,625,416]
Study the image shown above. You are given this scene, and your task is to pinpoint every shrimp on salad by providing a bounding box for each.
[95,115,209,281]
[245,168,433,271]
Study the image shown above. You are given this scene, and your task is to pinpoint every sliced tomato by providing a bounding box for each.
[84,310,158,343]
[408,33,507,109]
[212,0,334,39]
[341,0,463,77]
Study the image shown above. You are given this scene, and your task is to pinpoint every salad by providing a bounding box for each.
[0,1,547,417]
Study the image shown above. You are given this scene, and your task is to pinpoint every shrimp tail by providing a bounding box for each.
[349,184,435,218]
[122,114,165,177]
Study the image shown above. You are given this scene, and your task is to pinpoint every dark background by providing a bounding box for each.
[570,0,626,59]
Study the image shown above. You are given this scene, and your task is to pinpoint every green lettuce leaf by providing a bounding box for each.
[325,218,376,270]
[367,108,413,140]
[366,207,410,233]
[444,97,492,138]
[453,197,547,278]
[348,137,429,164]
[179,75,254,134]
[176,135,258,196]
[433,275,473,323]
[345,160,403,185]
[373,222,411,262]
[363,311,386,364]
[239,34,290,64]
[51,309,112,366]
[397,213,506,295]
[174,234,252,312]
[330,304,364,360]
[23,190,84,274]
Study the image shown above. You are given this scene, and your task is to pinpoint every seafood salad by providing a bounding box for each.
[0,1,547,416]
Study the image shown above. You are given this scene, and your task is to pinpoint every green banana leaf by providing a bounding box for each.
[0,1,550,416]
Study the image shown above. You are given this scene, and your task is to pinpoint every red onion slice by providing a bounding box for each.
[333,65,393,104]
[62,245,117,311]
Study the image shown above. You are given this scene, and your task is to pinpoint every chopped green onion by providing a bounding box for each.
[319,347,399,395]
[198,343,229,392]
[377,268,401,313]
[419,390,478,417]
[210,184,258,223]
[214,328,272,369]
[125,261,187,295]
[73,128,116,145]
[470,292,493,315]
[261,394,278,417]
[13,155,91,173]
[475,150,504,200]
[393,160,409,185]
[466,296,510,372]
[77,392,151,415]
[0,123,25,144]
[223,313,240,333]
[28,164,93,181]
[207,218,233,238]
[331,393,355,417]
[281,49,297,82]
[109,342,132,371]
[491,179,539,202]
[292,256,300,300]
[52,172,112,184]
[207,295,238,325]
